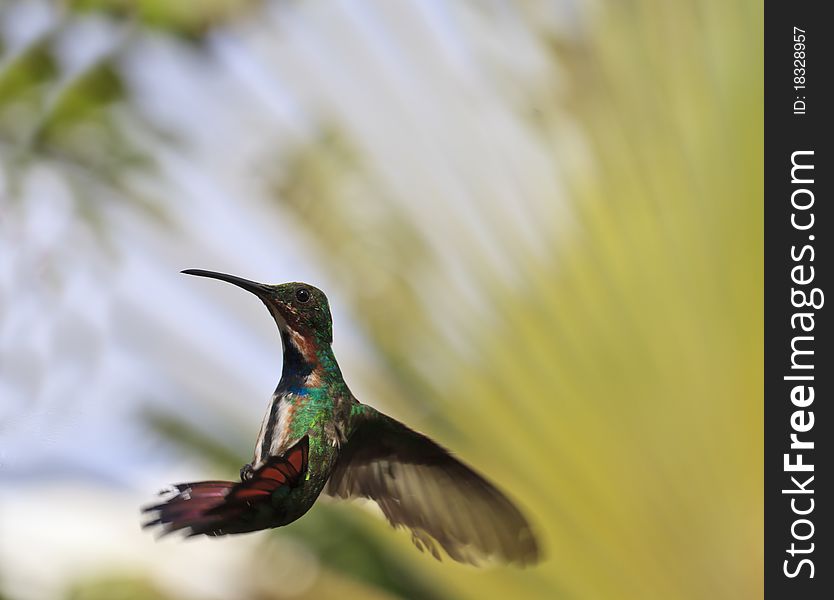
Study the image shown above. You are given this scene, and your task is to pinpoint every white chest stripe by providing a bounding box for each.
[270,396,294,457]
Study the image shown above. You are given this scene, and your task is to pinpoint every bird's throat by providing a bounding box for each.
[278,327,340,389]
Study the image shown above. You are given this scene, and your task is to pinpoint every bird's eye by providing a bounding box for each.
[295,288,311,303]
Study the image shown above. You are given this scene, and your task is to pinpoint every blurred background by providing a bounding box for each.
[0,1,762,599]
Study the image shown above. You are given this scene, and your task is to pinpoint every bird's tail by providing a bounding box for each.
[142,481,244,536]
[143,436,310,537]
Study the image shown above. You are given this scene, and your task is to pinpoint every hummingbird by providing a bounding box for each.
[143,269,539,566]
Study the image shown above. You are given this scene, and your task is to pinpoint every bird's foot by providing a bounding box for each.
[240,463,254,481]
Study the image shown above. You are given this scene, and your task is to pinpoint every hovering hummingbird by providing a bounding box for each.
[143,269,539,565]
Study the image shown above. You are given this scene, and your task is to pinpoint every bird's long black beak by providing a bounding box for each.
[181,269,272,300]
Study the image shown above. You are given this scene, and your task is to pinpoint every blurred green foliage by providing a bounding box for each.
[0,29,123,157]
[66,575,172,600]
[36,61,123,139]
[68,0,262,37]
[257,2,763,599]
[0,40,58,110]
[0,9,164,241]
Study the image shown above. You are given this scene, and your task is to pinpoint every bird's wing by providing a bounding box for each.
[143,436,309,536]
[325,407,539,565]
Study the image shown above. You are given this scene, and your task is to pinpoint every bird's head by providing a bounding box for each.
[182,270,333,352]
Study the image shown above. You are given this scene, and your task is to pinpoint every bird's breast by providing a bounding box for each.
[253,388,341,468]
[253,393,295,467]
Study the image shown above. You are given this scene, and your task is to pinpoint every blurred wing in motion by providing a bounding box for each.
[143,436,309,536]
[326,409,539,565]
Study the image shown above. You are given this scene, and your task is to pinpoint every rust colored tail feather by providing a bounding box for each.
[142,481,247,536]
[143,436,309,537]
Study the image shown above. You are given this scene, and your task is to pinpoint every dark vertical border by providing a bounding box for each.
[765,1,832,597]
